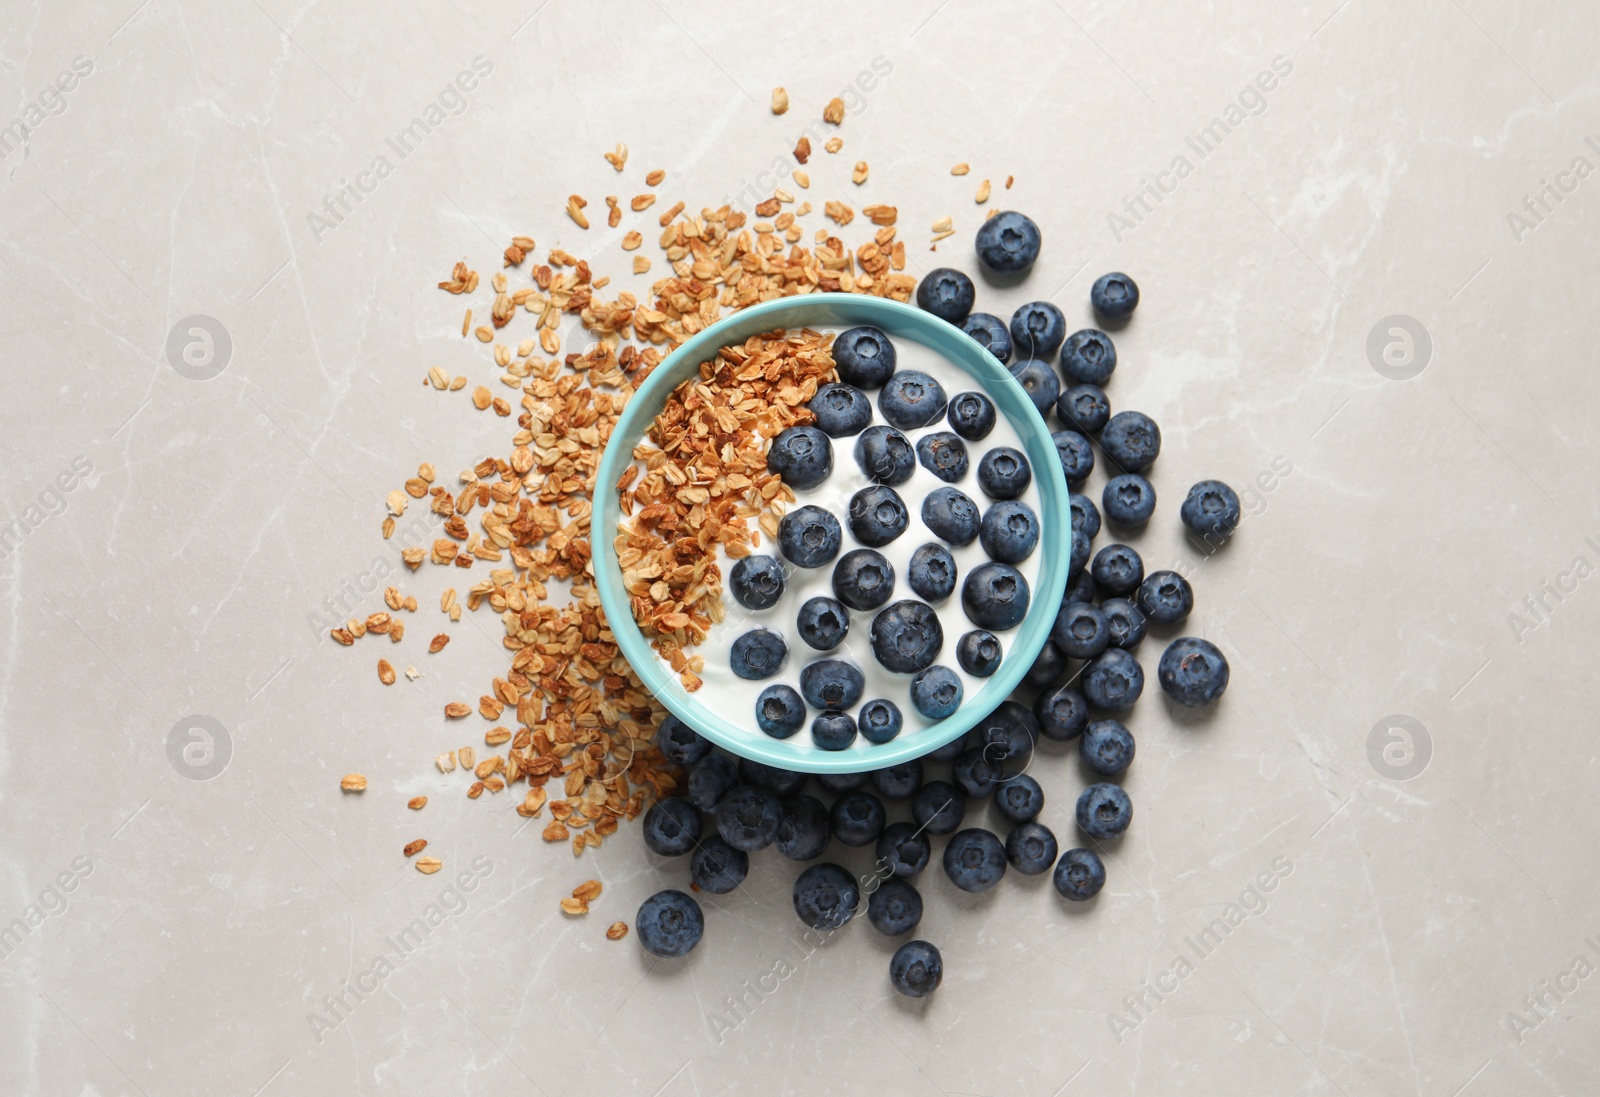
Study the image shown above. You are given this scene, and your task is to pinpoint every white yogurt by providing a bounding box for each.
[684,332,1044,755]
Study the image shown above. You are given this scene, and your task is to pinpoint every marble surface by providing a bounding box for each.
[2,1,1597,1093]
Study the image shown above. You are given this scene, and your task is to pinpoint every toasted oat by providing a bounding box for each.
[573,879,603,903]
[863,204,896,226]
[633,256,651,274]
[403,838,428,857]
[793,170,810,189]
[566,195,589,229]
[852,161,869,185]
[458,747,475,769]
[415,857,443,874]
[951,163,970,175]
[435,751,457,773]
[408,796,428,810]
[771,87,789,114]
[621,231,643,251]
[645,168,665,186]
[377,660,396,685]
[793,136,811,164]
[603,143,628,172]
[444,701,471,719]
[975,179,991,203]
[605,196,621,228]
[1006,174,1014,189]
[560,897,589,915]
[630,194,656,212]
[605,921,628,940]
[823,97,845,124]
[824,200,854,226]
[824,136,843,153]
[429,633,450,653]
[340,774,367,792]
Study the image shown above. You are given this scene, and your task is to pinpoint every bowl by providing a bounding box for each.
[593,293,1071,773]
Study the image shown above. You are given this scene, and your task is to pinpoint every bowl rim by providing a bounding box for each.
[593,293,1071,774]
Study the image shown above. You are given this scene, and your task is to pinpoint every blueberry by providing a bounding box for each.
[911,780,965,835]
[1070,528,1092,575]
[1090,544,1142,597]
[1102,474,1156,526]
[961,562,1031,630]
[1158,637,1229,706]
[979,500,1040,564]
[974,210,1041,273]
[1082,648,1144,710]
[793,863,860,931]
[976,446,1032,500]
[867,879,923,936]
[854,425,916,484]
[636,889,704,957]
[1010,301,1068,359]
[1035,683,1089,741]
[869,600,943,673]
[995,773,1045,825]
[687,753,738,812]
[1057,384,1111,434]
[921,486,981,546]
[1077,782,1133,840]
[766,425,833,488]
[717,784,783,851]
[656,714,710,766]
[831,791,886,846]
[997,699,1043,745]
[812,711,858,751]
[817,770,869,794]
[797,596,850,651]
[1006,822,1059,876]
[832,549,896,611]
[910,665,963,719]
[833,325,897,389]
[1091,271,1140,320]
[879,370,949,430]
[915,267,976,323]
[973,704,1036,763]
[1136,570,1194,624]
[1059,329,1117,385]
[738,759,807,797]
[916,431,969,483]
[1051,430,1095,487]
[775,794,832,860]
[1048,602,1104,661]
[641,797,701,856]
[859,699,905,744]
[889,939,944,997]
[876,821,931,878]
[871,759,923,800]
[946,391,997,440]
[952,747,1000,798]
[1081,718,1136,775]
[1064,567,1097,606]
[956,629,1003,676]
[729,554,787,611]
[808,383,874,437]
[1181,480,1242,541]
[943,828,1007,892]
[960,312,1012,363]
[1053,848,1107,901]
[691,836,749,894]
[1009,358,1060,416]
[800,659,866,711]
[1101,411,1161,472]
[907,543,957,604]
[1101,597,1149,649]
[847,484,909,547]
[755,683,806,739]
[1069,493,1102,539]
[1024,640,1069,688]
[778,505,843,567]
[729,627,788,680]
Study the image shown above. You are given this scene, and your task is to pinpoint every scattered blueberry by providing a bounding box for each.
[911,780,965,835]
[922,486,981,546]
[876,821,931,877]
[1102,474,1156,526]
[1035,682,1089,741]
[793,863,860,931]
[812,711,857,750]
[956,629,1003,676]
[946,390,997,440]
[906,543,957,604]
[1080,719,1136,775]
[871,759,923,800]
[1009,358,1060,416]
[766,425,833,489]
[870,600,944,673]
[755,683,806,739]
[1070,528,1091,575]
[656,715,710,766]
[717,785,783,851]
[879,370,949,430]
[1101,597,1148,649]
[800,659,866,711]
[778,505,843,567]
[1006,822,1059,875]
[775,794,832,860]
[1060,329,1116,385]
[996,700,1043,751]
[960,312,1013,363]
[1052,430,1095,486]
[1069,492,1102,539]
[1057,384,1111,434]
[916,431,970,483]
[1091,271,1140,320]
[1010,302,1068,361]
[816,770,868,794]
[687,753,738,812]
[636,889,704,957]
[832,548,896,611]
[974,706,1035,767]
[691,836,749,894]
[729,554,787,611]
[858,698,905,744]
[925,734,967,763]
[1064,566,1097,605]
[833,325,897,389]
[911,665,963,719]
[974,210,1041,274]
[943,828,1008,892]
[1136,570,1194,624]
[1158,637,1229,706]
[797,596,850,651]
[855,425,916,485]
[1081,648,1144,710]
[729,627,788,680]
[962,562,1031,630]
[915,267,976,324]
[952,747,1000,798]
[1091,544,1144,597]
[738,759,807,797]
[847,484,909,547]
[868,879,923,936]
[995,773,1045,824]
[641,797,701,857]
[976,446,1032,500]
[889,940,944,997]
[1076,782,1133,840]
[1054,601,1111,659]
[831,791,887,846]
[979,500,1040,564]
[1181,480,1242,541]
[1053,848,1107,901]
[1025,640,1069,688]
[808,383,874,437]
[1101,411,1161,472]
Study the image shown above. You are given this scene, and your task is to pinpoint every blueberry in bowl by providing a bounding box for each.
[910,665,963,720]
[730,628,788,680]
[808,383,874,437]
[832,548,897,611]
[796,595,850,651]
[962,562,1031,630]
[729,554,786,611]
[946,390,997,440]
[811,711,858,751]
[922,486,981,546]
[859,698,905,744]
[854,425,916,485]
[778,505,843,567]
[870,600,944,673]
[956,629,1002,677]
[915,431,969,482]
[766,424,833,488]
[800,658,866,711]
[976,446,1032,500]
[879,369,949,430]
[832,325,897,388]
[979,500,1040,564]
[755,683,806,739]
[907,543,958,603]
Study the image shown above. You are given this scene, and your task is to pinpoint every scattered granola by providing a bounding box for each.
[975,179,992,204]
[378,660,396,685]
[951,163,970,176]
[403,839,428,857]
[823,97,845,124]
[415,857,443,874]
[408,796,428,810]
[340,774,367,792]
[771,87,788,115]
[606,920,629,940]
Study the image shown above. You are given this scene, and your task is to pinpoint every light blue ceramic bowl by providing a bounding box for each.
[593,293,1070,773]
